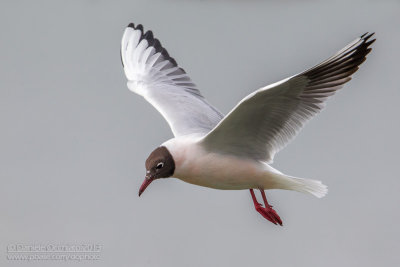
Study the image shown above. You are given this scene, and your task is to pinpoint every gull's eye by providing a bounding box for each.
[156,162,164,169]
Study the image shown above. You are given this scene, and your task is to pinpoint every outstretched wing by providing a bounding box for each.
[121,23,223,137]
[201,33,375,163]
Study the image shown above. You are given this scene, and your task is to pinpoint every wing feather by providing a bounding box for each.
[121,23,223,136]
[201,33,375,163]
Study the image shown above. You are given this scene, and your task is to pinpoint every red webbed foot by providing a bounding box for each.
[250,189,283,226]
[255,204,282,226]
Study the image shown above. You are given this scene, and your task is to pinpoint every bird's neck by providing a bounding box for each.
[162,136,204,179]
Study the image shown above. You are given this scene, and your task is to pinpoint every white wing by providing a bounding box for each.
[201,33,375,163]
[121,23,223,137]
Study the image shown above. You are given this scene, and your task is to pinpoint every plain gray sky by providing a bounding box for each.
[1,0,399,266]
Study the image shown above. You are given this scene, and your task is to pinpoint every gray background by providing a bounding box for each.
[1,0,399,266]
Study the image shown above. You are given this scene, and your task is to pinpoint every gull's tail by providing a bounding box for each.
[266,170,328,198]
[282,176,328,198]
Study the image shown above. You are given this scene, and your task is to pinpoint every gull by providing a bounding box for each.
[120,23,375,225]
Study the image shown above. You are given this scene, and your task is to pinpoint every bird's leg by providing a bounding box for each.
[259,189,282,226]
[250,189,263,208]
[249,189,282,226]
[249,189,275,224]
[260,189,273,208]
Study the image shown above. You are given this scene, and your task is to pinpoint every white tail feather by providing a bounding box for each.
[270,174,328,198]
[286,176,328,198]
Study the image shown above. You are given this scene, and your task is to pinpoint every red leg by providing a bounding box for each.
[249,189,282,226]
[249,189,260,206]
[260,189,282,226]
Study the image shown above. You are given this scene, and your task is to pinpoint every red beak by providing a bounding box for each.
[138,178,154,197]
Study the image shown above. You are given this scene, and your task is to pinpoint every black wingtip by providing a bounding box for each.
[169,57,178,67]
[364,32,375,41]
[161,48,170,59]
[136,24,144,32]
[123,23,182,70]
[365,38,376,47]
[153,38,162,52]
[143,30,154,41]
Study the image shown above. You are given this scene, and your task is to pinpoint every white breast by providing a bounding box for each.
[163,137,273,190]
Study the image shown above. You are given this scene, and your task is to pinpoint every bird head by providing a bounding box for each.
[138,146,175,196]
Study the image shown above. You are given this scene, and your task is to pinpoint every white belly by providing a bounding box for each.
[165,139,279,190]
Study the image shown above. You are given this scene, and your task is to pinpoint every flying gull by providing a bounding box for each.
[120,23,375,225]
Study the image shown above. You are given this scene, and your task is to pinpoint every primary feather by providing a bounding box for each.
[201,33,375,163]
[121,23,223,137]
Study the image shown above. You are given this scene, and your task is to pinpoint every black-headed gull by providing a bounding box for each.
[121,23,375,225]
